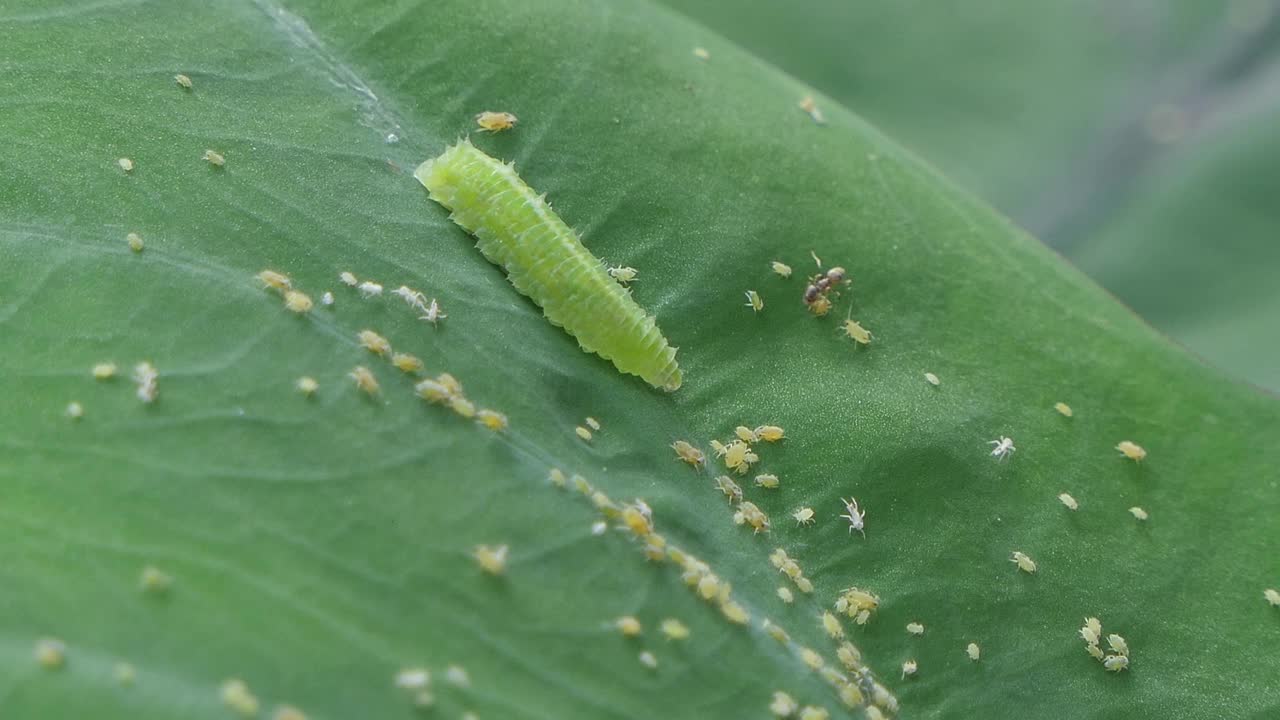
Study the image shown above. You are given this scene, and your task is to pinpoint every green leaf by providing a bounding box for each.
[2,0,1278,718]
[666,0,1280,390]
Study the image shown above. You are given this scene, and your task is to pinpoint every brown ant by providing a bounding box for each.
[803,266,848,315]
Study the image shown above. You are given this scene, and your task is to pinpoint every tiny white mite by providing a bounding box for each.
[838,497,865,537]
[989,436,1016,461]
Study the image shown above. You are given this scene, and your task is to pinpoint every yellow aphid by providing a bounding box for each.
[475,111,518,132]
[796,576,814,594]
[798,707,829,720]
[906,622,925,636]
[924,372,940,386]
[638,650,658,669]
[769,691,798,717]
[413,692,435,708]
[744,290,764,313]
[348,366,380,395]
[388,353,422,374]
[901,659,917,679]
[819,666,847,687]
[1107,634,1129,656]
[92,362,118,380]
[800,647,824,670]
[777,586,794,604]
[115,662,136,685]
[792,507,815,525]
[837,682,863,708]
[590,520,607,536]
[437,373,464,396]
[616,616,642,637]
[203,149,226,167]
[472,544,509,575]
[273,706,307,720]
[575,425,593,441]
[585,416,601,431]
[34,638,66,669]
[1087,644,1106,661]
[1104,654,1129,672]
[762,619,790,645]
[1085,617,1102,637]
[66,402,84,420]
[714,475,744,503]
[865,706,886,720]
[692,46,711,61]
[822,611,844,639]
[139,565,172,593]
[394,667,430,689]
[870,683,898,713]
[118,157,134,172]
[733,501,770,533]
[133,361,159,403]
[548,468,567,488]
[414,379,450,402]
[1116,440,1147,461]
[722,440,752,473]
[671,440,705,468]
[621,505,652,537]
[754,425,785,442]
[643,536,666,562]
[837,587,880,613]
[283,290,313,313]
[591,490,618,516]
[220,679,259,717]
[748,475,778,491]
[257,270,291,291]
[696,574,720,600]
[854,611,871,626]
[571,474,591,494]
[769,548,790,569]
[127,232,144,252]
[1129,506,1149,521]
[721,600,749,624]
[1055,402,1073,417]
[339,271,358,287]
[358,329,391,356]
[1080,625,1100,647]
[660,618,690,640]
[841,318,872,345]
[770,261,792,278]
[734,425,758,443]
[709,439,728,457]
[1058,493,1079,511]
[798,95,826,125]
[966,642,981,661]
[809,295,832,316]
[476,409,509,431]
[1011,551,1037,573]
[175,73,193,89]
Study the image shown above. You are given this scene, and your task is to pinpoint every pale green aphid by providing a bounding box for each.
[415,139,682,391]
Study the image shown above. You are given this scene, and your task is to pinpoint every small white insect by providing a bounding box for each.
[966,642,980,661]
[339,271,358,287]
[607,266,638,285]
[65,402,84,420]
[1129,506,1149,521]
[1010,550,1037,574]
[770,261,792,278]
[118,157,134,173]
[419,298,447,325]
[638,650,658,669]
[744,290,764,313]
[769,691,798,717]
[924,372,940,386]
[988,436,1016,461]
[900,659,917,679]
[906,622,924,635]
[838,497,865,537]
[1107,633,1129,656]
[776,586,794,604]
[203,149,226,167]
[590,520,607,536]
[1058,493,1079,511]
[1103,654,1129,672]
[358,281,383,298]
[321,291,334,306]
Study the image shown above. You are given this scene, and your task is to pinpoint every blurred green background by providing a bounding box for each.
[666,0,1280,391]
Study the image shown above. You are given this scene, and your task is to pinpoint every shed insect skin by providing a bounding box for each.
[1104,654,1129,672]
[714,476,744,503]
[1129,506,1149,521]
[792,507,815,525]
[175,73,193,89]
[838,497,865,537]
[475,111,518,132]
[906,622,925,635]
[1115,440,1147,461]
[258,270,291,291]
[692,46,711,61]
[1055,402,1073,417]
[989,436,1016,460]
[1058,493,1079,511]
[133,361,159,404]
[445,665,471,687]
[924,372,940,386]
[671,440,706,469]
[66,402,84,420]
[203,149,226,167]
[966,642,981,661]
[419,298,447,325]
[358,281,384,298]
[1107,634,1129,656]
[638,651,658,669]
[901,659,917,679]
[777,586,794,604]
[769,691,798,717]
[127,232,144,252]
[744,290,764,313]
[1263,588,1280,607]
[1087,644,1106,661]
[339,271,358,287]
[771,261,792,278]
[754,474,780,489]
[754,425,785,442]
[118,157,134,173]
[92,362,118,380]
[607,266,638,285]
[585,416,601,431]
[576,425,593,442]
[1010,551,1037,573]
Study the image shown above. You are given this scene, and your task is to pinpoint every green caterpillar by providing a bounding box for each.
[415,139,682,392]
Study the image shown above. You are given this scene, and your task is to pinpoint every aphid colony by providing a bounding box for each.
[834,585,881,626]
[1079,617,1130,672]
